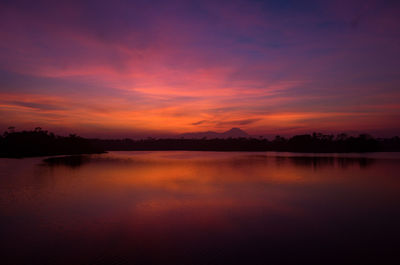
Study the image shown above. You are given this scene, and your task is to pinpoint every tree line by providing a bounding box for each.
[0,127,104,158]
[92,132,400,152]
[1,128,400,157]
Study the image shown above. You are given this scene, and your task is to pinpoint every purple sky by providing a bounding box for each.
[1,0,399,138]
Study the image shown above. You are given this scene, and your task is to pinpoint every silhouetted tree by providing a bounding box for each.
[1,129,398,157]
[0,128,104,158]
[88,132,389,153]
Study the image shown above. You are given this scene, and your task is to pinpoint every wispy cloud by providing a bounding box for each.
[0,0,399,136]
[216,118,262,127]
[192,120,208,126]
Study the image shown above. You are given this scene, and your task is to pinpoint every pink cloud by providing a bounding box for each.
[0,0,399,137]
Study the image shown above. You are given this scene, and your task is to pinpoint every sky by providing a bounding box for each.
[0,0,399,138]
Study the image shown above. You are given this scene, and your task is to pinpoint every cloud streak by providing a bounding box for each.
[0,0,400,137]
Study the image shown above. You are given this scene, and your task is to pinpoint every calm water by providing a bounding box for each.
[1,151,400,265]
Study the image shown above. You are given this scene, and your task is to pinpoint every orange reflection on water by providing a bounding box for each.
[2,151,400,264]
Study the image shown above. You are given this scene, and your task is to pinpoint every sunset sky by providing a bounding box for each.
[1,0,399,138]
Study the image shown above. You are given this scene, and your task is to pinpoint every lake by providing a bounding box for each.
[1,151,400,265]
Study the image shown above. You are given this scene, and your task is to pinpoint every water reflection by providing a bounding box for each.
[1,151,400,265]
[43,155,91,168]
[286,156,374,168]
[42,152,375,169]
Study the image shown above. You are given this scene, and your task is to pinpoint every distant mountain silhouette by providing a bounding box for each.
[180,127,250,139]
[2,128,400,157]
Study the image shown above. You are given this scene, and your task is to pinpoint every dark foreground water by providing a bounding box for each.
[1,151,400,265]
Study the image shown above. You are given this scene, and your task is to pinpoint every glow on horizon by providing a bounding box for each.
[1,0,400,137]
